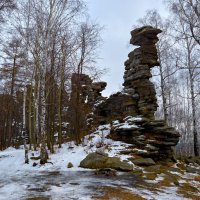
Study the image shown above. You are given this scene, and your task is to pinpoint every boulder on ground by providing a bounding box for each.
[106,157,133,171]
[67,162,74,168]
[129,158,156,166]
[79,152,133,171]
[79,152,108,169]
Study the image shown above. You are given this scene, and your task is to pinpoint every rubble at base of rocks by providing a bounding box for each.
[110,116,180,161]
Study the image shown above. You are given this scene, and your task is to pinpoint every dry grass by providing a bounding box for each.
[177,182,200,200]
[194,176,200,182]
[177,190,200,200]
[92,186,146,200]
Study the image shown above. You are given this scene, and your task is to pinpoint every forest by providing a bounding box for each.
[0,0,199,157]
[0,0,200,199]
[0,0,103,155]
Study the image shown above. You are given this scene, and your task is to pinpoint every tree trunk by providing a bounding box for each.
[189,72,199,156]
[40,78,48,164]
[23,87,29,164]
[28,86,32,150]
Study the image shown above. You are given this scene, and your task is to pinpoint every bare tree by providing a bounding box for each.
[166,0,200,45]
[13,0,86,163]
[0,0,16,22]
[165,0,200,156]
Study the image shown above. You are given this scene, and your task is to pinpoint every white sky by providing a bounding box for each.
[85,0,169,96]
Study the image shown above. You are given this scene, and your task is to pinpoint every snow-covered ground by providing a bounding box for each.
[0,124,199,199]
[0,124,133,174]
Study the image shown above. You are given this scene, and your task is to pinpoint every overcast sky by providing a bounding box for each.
[85,0,169,96]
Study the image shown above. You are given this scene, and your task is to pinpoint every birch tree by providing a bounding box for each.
[13,0,85,163]
[166,0,200,45]
[166,0,200,156]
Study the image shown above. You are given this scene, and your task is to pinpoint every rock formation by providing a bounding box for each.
[111,116,180,161]
[123,26,161,119]
[68,26,180,161]
[94,92,138,125]
[94,26,162,122]
[70,73,107,105]
[67,73,107,134]
[94,26,180,161]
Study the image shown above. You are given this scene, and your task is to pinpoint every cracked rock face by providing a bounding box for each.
[70,73,107,105]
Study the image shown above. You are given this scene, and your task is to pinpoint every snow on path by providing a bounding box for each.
[0,125,195,200]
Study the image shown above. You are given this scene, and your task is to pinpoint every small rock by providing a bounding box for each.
[30,156,41,160]
[132,168,143,176]
[69,182,80,185]
[144,173,157,180]
[67,162,73,168]
[95,168,117,176]
[32,162,37,167]
[144,165,162,173]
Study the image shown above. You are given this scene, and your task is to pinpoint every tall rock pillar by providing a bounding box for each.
[123,26,162,119]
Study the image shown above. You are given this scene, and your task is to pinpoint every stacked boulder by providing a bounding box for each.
[94,92,138,125]
[67,73,107,134]
[70,73,107,105]
[93,26,180,161]
[111,116,180,161]
[123,26,161,119]
[110,26,180,161]
[94,27,163,123]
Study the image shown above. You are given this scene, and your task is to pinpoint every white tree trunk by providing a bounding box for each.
[23,87,29,164]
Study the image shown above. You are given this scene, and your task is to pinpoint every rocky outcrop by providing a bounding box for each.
[94,92,138,124]
[94,26,180,161]
[67,73,107,134]
[111,116,180,160]
[94,27,162,122]
[123,26,162,119]
[67,26,179,161]
[70,73,107,105]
